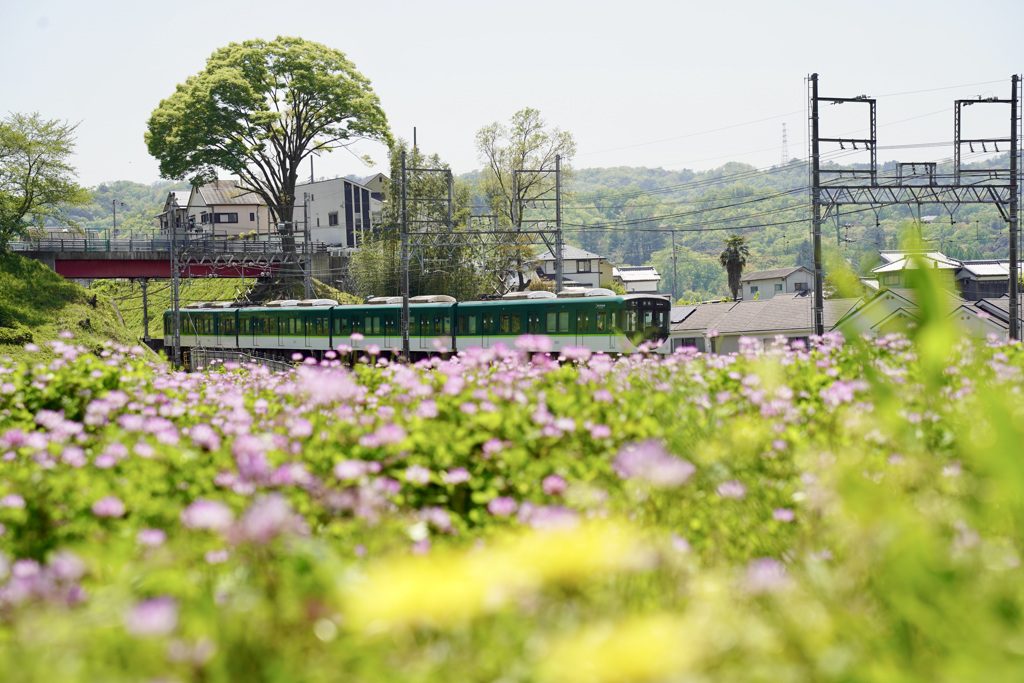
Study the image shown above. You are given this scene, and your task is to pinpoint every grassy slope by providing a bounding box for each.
[0,253,142,366]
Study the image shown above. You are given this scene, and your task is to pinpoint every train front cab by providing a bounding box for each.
[619,294,671,353]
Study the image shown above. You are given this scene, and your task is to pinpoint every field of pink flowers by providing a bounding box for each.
[0,329,1021,682]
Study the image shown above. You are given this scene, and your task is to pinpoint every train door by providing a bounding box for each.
[482,310,496,349]
[384,313,394,349]
[575,308,591,347]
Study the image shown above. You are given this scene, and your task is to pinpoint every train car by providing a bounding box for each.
[335,295,456,354]
[168,302,239,351]
[235,299,336,353]
[457,289,669,354]
[164,288,670,366]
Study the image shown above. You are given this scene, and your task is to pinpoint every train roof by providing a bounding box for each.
[166,292,670,315]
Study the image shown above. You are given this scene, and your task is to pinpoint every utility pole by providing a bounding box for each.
[303,193,312,299]
[809,73,825,336]
[111,199,124,239]
[555,154,563,293]
[1009,74,1019,340]
[401,151,410,360]
[169,196,182,367]
[141,277,150,343]
[671,229,678,302]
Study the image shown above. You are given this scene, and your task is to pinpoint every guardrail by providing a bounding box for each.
[188,348,296,373]
[9,237,330,255]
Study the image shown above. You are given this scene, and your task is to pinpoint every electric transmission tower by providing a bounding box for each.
[780,123,789,167]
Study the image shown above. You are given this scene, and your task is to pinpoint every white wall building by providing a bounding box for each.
[294,177,380,249]
[534,246,605,289]
[185,180,271,238]
[613,266,661,294]
[739,266,813,301]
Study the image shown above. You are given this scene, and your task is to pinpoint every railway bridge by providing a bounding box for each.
[10,236,335,281]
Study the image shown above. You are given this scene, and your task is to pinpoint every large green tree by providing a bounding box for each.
[475,108,576,290]
[145,36,392,251]
[0,112,90,250]
[718,233,749,300]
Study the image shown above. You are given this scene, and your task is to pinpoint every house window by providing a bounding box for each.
[328,212,339,227]
[793,282,807,291]
[749,286,759,294]
[200,213,209,224]
[578,260,592,273]
[214,213,238,223]
[250,212,255,222]
[775,284,783,292]
[883,274,900,286]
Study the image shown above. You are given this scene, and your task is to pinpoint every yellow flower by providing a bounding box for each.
[537,614,697,683]
[345,521,650,632]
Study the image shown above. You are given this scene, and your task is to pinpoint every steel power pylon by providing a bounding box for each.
[513,154,564,292]
[809,73,1021,340]
[394,152,567,360]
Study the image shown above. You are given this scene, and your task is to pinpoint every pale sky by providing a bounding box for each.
[2,0,1021,189]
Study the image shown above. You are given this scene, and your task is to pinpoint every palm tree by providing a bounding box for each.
[719,234,749,300]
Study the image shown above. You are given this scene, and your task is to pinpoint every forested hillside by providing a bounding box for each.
[543,154,1015,301]
[66,180,190,238]
[63,152,1015,303]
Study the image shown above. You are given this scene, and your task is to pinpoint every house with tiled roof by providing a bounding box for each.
[739,266,812,301]
[612,266,661,294]
[832,287,1007,342]
[533,246,605,289]
[865,250,1021,301]
[184,180,271,239]
[955,261,1021,300]
[668,301,736,353]
[708,293,859,354]
[155,189,191,236]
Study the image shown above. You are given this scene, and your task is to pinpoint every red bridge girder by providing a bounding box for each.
[55,259,279,279]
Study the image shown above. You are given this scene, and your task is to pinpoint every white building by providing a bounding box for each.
[613,266,661,294]
[533,246,605,289]
[739,266,813,301]
[185,180,271,238]
[293,177,381,249]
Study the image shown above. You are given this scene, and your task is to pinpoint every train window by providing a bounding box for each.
[624,311,638,332]
[468,315,477,334]
[546,311,556,332]
[510,314,521,334]
[643,311,654,329]
[433,316,441,335]
[364,316,372,334]
[442,316,451,334]
[372,317,381,334]
[558,311,569,333]
[499,314,510,334]
[596,311,606,332]
[457,316,466,334]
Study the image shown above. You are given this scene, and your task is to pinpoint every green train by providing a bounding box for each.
[163,289,670,364]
